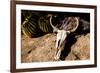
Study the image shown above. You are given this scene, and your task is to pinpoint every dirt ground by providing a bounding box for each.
[21,33,90,63]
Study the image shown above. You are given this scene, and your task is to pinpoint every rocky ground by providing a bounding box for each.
[21,33,90,63]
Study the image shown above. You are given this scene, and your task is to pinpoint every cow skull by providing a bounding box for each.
[48,14,79,60]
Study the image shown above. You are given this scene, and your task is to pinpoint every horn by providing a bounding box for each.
[60,17,79,33]
[68,17,79,33]
[48,14,59,32]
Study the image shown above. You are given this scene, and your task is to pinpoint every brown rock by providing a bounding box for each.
[66,34,90,60]
[21,33,57,62]
[21,33,90,62]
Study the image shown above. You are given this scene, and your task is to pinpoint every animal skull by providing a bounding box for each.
[48,14,79,60]
[54,30,70,60]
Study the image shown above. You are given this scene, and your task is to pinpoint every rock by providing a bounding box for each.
[21,33,90,62]
[21,33,57,62]
[66,34,90,60]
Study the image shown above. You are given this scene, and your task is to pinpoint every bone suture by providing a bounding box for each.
[21,11,90,61]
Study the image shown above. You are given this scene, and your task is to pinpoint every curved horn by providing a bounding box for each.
[69,17,79,33]
[48,14,59,32]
